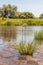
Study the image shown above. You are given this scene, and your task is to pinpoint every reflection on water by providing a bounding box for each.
[0,26,43,60]
[0,26,43,44]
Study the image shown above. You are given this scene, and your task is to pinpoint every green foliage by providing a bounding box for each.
[19,12,34,18]
[0,4,34,18]
[34,31,43,45]
[0,4,43,19]
[17,42,36,56]
[0,18,43,26]
[39,13,43,19]
[4,21,12,26]
[35,31,43,40]
[26,43,36,55]
[0,4,17,18]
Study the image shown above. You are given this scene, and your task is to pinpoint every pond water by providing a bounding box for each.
[16,26,43,43]
[0,26,43,44]
[0,26,43,61]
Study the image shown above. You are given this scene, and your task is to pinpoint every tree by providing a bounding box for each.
[39,14,43,19]
[1,4,8,17]
[19,12,34,18]
[0,4,35,18]
[0,8,2,17]
[1,4,17,18]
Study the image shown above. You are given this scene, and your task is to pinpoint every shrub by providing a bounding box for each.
[17,42,36,56]
[34,31,43,45]
[5,21,12,26]
[0,18,43,26]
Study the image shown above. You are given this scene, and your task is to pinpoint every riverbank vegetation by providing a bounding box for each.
[0,18,43,26]
[0,4,43,26]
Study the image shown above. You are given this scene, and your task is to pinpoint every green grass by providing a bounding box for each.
[14,42,37,56]
[34,31,43,45]
[0,18,43,25]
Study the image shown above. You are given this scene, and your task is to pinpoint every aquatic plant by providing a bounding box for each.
[34,30,43,45]
[17,42,36,56]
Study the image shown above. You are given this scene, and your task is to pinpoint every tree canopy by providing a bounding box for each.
[0,4,34,18]
[39,14,43,19]
[0,4,17,18]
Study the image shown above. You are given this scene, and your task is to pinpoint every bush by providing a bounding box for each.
[0,18,43,26]
[34,31,43,45]
[35,31,43,40]
[17,42,36,56]
[4,21,12,26]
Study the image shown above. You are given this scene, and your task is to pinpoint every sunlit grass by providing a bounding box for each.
[0,18,43,25]
[13,42,37,56]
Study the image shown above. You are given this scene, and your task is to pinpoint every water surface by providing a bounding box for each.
[0,26,43,60]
